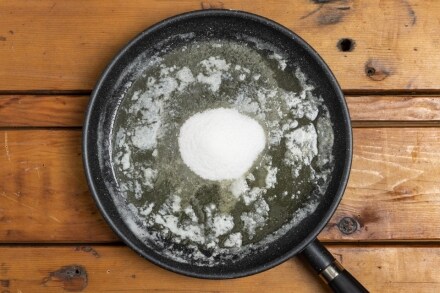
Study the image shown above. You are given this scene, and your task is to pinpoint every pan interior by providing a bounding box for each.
[85,11,351,278]
[111,37,335,266]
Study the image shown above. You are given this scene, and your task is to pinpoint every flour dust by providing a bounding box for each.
[111,37,335,266]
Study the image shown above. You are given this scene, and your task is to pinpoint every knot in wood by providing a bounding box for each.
[338,217,358,235]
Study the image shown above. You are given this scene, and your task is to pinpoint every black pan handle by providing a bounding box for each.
[299,239,368,293]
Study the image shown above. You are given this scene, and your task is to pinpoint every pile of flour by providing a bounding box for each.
[178,108,266,181]
[111,37,335,266]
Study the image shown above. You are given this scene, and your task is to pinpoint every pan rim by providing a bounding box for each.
[83,9,353,279]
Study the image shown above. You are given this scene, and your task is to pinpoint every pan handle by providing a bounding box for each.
[299,239,368,293]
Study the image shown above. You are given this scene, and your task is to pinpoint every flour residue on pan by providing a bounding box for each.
[111,37,335,266]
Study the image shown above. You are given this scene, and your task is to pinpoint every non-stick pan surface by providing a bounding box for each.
[83,10,352,280]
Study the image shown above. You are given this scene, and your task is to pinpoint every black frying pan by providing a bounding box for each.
[83,10,367,292]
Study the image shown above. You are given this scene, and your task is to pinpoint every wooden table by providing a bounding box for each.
[1,1,440,292]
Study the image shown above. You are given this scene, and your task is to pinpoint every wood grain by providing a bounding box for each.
[0,0,438,91]
[0,95,88,127]
[346,96,440,122]
[0,245,439,292]
[2,95,440,127]
[0,130,118,242]
[327,127,440,241]
[1,128,440,242]
[2,1,437,292]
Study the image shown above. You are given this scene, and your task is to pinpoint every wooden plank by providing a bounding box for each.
[1,128,440,242]
[346,96,440,122]
[326,127,440,241]
[2,95,440,127]
[0,245,439,292]
[0,95,88,127]
[0,0,438,91]
[0,130,118,242]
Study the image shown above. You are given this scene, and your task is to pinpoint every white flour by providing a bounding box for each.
[224,232,243,248]
[196,56,230,92]
[284,124,318,177]
[178,108,266,181]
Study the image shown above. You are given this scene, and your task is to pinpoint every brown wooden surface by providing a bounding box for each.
[1,0,439,91]
[0,245,439,293]
[2,128,439,243]
[2,95,440,127]
[0,130,117,242]
[0,95,88,127]
[2,0,440,292]
[347,96,440,122]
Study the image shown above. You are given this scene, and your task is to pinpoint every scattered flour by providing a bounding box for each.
[284,124,318,177]
[196,56,230,92]
[230,177,250,197]
[265,165,278,189]
[111,38,335,266]
[143,168,157,189]
[241,198,270,239]
[246,173,255,182]
[120,151,131,170]
[224,232,243,248]
[176,66,195,91]
[211,214,234,237]
[139,202,155,217]
[269,53,287,70]
[242,187,264,206]
[154,195,205,244]
[131,124,161,150]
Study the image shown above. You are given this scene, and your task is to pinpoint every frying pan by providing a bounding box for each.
[83,10,367,292]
